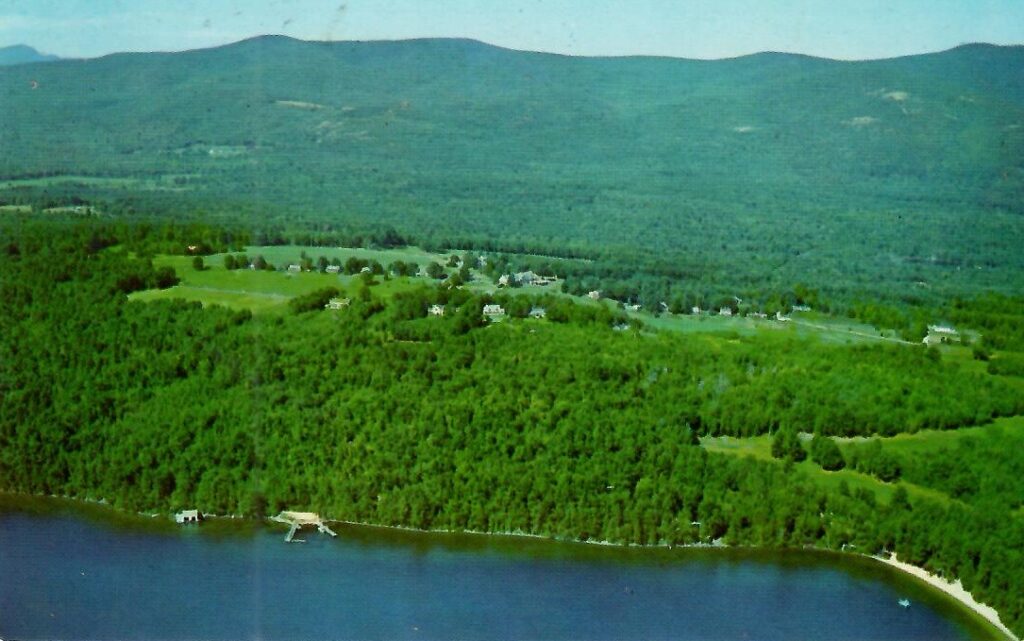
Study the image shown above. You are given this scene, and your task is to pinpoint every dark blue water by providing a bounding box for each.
[0,511,997,641]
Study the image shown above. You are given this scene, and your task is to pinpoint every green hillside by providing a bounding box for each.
[3,221,1024,636]
[2,37,1023,306]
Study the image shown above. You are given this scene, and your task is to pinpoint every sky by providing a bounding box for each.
[1,0,1023,61]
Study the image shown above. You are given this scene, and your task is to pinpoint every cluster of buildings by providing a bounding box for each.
[498,271,559,288]
[424,303,547,321]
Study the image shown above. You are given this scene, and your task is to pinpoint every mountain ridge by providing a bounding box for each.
[0,44,59,66]
[17,34,1024,64]
[0,33,1022,304]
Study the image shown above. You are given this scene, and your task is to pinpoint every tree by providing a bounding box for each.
[192,256,204,271]
[223,255,236,270]
[771,429,806,462]
[810,434,845,470]
[426,262,446,279]
[288,287,340,314]
[890,484,910,511]
[154,266,178,289]
[851,440,902,482]
[344,257,368,275]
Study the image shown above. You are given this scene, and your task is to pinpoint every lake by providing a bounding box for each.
[0,498,1001,641]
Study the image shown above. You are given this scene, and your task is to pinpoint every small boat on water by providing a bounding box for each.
[898,598,911,608]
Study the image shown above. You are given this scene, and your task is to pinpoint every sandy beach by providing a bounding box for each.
[873,554,1019,641]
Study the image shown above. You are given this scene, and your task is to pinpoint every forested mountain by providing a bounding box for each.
[1,37,1023,306]
[0,44,59,66]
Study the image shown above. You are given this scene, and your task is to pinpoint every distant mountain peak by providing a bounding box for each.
[0,44,59,66]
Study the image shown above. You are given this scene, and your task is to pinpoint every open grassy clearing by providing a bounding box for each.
[787,311,913,345]
[626,308,907,346]
[833,416,1024,515]
[937,343,990,376]
[131,254,426,312]
[700,434,954,506]
[631,312,779,337]
[136,250,912,350]
[135,246,582,312]
[135,248,958,360]
[130,286,290,312]
[833,416,1024,455]
[237,244,450,269]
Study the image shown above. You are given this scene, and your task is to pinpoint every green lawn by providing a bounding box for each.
[786,311,913,345]
[634,313,776,337]
[624,309,911,348]
[132,254,428,312]
[130,286,291,313]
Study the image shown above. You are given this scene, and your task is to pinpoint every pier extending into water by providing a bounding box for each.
[270,511,337,542]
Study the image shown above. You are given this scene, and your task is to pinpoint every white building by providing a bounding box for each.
[483,304,505,318]
[325,297,350,310]
[588,290,601,300]
[429,304,445,316]
[175,510,201,524]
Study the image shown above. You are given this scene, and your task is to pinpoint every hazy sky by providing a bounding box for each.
[1,0,1023,60]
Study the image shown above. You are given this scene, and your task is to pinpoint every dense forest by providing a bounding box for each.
[2,220,1023,637]
[2,38,1023,313]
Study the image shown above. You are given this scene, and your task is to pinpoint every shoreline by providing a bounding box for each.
[2,492,1017,639]
[872,554,1019,641]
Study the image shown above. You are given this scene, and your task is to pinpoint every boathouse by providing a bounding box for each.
[175,509,201,524]
[271,511,338,542]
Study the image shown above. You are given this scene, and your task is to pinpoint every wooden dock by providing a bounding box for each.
[270,511,337,542]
